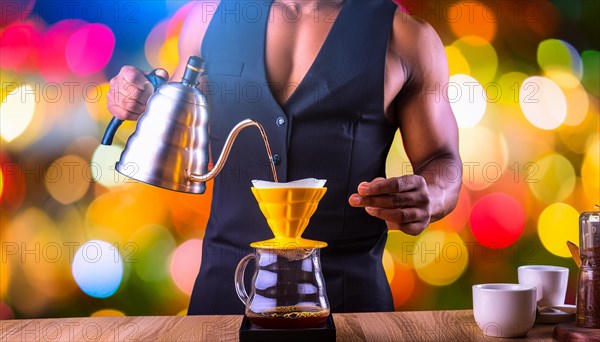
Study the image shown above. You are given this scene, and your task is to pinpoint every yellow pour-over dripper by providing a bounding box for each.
[250,187,327,249]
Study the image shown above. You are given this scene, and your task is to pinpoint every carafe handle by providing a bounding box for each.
[234,254,255,305]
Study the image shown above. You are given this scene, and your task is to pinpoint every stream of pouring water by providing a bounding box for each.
[255,122,279,183]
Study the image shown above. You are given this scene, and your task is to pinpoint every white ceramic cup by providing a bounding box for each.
[517,265,569,307]
[472,283,537,338]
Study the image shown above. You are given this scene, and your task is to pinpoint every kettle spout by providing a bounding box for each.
[188,119,276,182]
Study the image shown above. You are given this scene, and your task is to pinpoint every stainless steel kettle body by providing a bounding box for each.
[101,56,273,194]
[117,80,210,193]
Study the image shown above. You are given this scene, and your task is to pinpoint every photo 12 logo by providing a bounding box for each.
[0,1,140,24]
[1,241,138,264]
[0,320,140,342]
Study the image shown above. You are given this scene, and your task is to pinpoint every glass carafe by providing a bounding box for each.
[577,208,600,328]
[235,247,330,329]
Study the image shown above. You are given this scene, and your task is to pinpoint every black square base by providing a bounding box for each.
[239,314,336,342]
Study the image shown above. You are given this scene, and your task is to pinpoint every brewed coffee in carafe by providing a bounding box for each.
[241,248,330,329]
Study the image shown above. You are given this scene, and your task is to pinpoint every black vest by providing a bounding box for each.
[189,0,398,314]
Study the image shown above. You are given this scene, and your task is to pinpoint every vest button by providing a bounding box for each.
[272,154,281,166]
[276,116,286,127]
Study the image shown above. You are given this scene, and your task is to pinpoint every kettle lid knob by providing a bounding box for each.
[182,56,205,86]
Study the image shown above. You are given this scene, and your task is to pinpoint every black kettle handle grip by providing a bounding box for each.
[146,69,169,90]
[100,70,168,146]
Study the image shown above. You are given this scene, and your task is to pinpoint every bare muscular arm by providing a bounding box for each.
[350,15,462,235]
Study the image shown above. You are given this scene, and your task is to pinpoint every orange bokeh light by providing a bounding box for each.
[389,261,415,308]
[0,167,3,200]
[432,187,471,232]
[91,309,125,317]
[0,260,9,299]
[169,180,213,239]
[448,1,497,42]
[86,183,169,243]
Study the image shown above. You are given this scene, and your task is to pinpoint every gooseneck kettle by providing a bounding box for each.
[101,56,272,194]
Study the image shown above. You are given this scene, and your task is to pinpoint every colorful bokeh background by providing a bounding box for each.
[0,0,598,319]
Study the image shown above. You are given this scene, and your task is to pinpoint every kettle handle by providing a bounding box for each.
[100,70,167,146]
[234,253,255,305]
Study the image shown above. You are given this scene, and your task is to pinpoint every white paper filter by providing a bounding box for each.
[251,178,326,188]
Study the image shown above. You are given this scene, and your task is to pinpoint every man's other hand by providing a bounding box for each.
[349,176,432,236]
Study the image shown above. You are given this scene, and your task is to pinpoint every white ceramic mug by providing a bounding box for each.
[517,265,568,307]
[472,283,537,338]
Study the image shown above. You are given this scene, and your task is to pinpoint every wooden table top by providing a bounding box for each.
[0,310,556,341]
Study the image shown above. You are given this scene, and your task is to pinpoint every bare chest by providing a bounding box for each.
[265,2,405,115]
